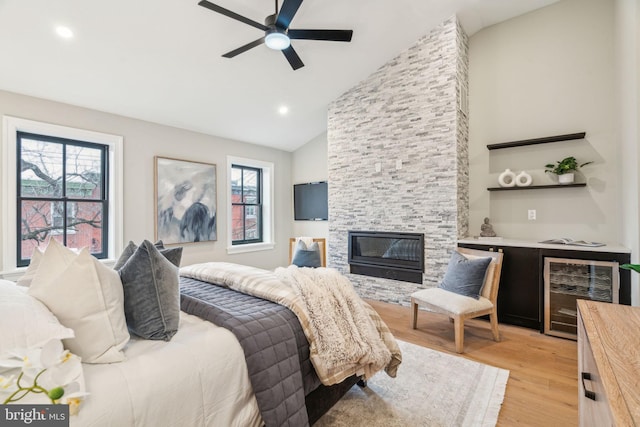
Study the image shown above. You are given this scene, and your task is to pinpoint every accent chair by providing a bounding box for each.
[410,247,504,353]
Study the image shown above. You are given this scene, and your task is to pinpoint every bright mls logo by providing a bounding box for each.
[1,405,69,426]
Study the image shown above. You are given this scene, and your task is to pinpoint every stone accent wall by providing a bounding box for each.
[456,19,470,240]
[327,16,469,305]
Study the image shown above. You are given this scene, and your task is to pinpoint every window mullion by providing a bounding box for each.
[242,205,247,242]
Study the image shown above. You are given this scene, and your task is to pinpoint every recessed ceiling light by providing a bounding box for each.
[55,26,74,39]
[278,106,289,115]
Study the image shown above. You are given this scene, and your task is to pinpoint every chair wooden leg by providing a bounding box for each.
[454,316,464,353]
[490,312,500,342]
[411,301,418,329]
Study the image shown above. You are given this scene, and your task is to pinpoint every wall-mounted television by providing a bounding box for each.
[294,181,328,221]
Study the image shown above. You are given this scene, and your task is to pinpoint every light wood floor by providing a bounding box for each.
[367,300,578,427]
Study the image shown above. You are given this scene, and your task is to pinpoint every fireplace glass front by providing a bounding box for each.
[348,231,424,283]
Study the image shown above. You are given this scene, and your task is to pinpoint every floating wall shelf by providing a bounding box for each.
[487,132,586,150]
[487,183,587,191]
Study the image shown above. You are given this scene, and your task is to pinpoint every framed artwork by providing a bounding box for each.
[155,156,217,244]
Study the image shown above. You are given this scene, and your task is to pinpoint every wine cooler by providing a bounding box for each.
[544,257,619,339]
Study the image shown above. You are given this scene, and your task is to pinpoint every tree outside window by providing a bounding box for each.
[51,201,78,233]
[17,132,108,266]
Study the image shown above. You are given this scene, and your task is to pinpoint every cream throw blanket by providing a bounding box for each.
[180,262,401,385]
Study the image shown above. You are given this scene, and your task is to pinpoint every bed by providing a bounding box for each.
[177,261,402,426]
[178,273,359,426]
[72,312,262,427]
[1,243,401,427]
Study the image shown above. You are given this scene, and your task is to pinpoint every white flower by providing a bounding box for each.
[59,382,90,415]
[37,340,83,391]
[0,347,41,369]
[0,347,44,383]
[0,374,16,393]
[2,339,88,414]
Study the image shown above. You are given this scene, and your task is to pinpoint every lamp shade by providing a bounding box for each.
[265,32,290,50]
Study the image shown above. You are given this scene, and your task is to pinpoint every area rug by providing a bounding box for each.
[315,340,509,427]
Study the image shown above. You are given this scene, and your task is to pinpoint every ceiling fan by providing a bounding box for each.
[198,0,353,70]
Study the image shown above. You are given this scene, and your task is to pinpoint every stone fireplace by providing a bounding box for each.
[327,16,469,305]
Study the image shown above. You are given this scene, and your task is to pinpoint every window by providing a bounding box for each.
[226,156,274,254]
[231,165,262,244]
[2,116,123,273]
[17,132,108,266]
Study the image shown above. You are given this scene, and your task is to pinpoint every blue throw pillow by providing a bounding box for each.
[438,251,492,299]
[115,240,183,340]
[291,240,322,268]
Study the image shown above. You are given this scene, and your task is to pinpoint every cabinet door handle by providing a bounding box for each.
[581,372,596,401]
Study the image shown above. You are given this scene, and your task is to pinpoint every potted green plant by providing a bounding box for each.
[544,156,593,184]
[621,264,640,274]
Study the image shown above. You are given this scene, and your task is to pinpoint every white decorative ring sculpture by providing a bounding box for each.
[498,169,516,187]
[515,171,533,187]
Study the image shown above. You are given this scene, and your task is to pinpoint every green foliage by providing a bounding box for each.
[620,263,640,274]
[544,156,593,175]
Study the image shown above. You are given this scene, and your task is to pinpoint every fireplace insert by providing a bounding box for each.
[347,231,424,283]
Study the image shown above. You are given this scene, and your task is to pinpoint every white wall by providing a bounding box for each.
[291,132,329,241]
[0,90,293,271]
[616,0,640,304]
[468,0,620,243]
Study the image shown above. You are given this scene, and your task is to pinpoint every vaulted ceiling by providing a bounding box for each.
[0,0,558,151]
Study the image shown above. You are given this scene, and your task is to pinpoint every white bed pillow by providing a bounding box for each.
[0,279,74,358]
[28,240,130,364]
[15,247,44,287]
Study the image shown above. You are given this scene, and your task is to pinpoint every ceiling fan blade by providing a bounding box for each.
[275,0,303,29]
[288,29,353,42]
[198,0,268,31]
[222,37,265,58]
[282,45,304,70]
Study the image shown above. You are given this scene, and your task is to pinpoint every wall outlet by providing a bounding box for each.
[528,209,536,220]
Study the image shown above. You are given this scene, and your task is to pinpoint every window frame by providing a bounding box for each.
[16,131,109,266]
[230,164,263,245]
[1,116,123,276]
[226,156,274,254]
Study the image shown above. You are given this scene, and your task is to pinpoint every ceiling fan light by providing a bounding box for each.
[265,32,290,50]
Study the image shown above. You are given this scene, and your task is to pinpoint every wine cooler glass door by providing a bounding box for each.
[544,257,619,339]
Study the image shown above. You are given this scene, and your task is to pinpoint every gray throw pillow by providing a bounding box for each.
[116,240,183,341]
[114,240,166,270]
[438,251,492,299]
[291,240,322,268]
